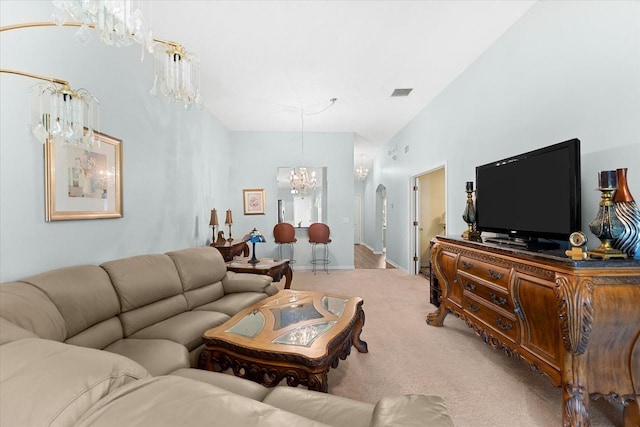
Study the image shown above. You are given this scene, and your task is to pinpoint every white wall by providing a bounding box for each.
[0,1,233,281]
[228,131,355,270]
[365,1,640,271]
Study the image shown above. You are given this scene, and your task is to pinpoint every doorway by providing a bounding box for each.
[412,166,446,275]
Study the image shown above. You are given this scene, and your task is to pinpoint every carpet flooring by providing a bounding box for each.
[277,269,624,427]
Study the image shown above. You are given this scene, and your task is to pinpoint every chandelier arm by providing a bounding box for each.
[0,21,185,55]
[0,68,70,89]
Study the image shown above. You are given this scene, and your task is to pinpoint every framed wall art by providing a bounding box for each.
[44,131,123,221]
[243,188,266,215]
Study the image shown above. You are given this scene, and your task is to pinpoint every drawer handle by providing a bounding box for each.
[489,293,507,306]
[462,281,476,291]
[487,269,504,280]
[494,317,513,330]
[467,302,480,313]
[461,261,474,270]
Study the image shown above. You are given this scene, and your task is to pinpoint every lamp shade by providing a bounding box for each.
[250,228,266,243]
[225,209,233,225]
[209,209,219,226]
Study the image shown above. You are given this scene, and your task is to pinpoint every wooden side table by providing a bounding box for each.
[226,258,292,289]
[211,241,249,262]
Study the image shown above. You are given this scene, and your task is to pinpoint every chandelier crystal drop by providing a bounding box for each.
[290,168,317,196]
[29,83,100,149]
[150,44,201,109]
[52,0,154,52]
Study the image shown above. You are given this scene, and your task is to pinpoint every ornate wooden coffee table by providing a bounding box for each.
[199,290,368,392]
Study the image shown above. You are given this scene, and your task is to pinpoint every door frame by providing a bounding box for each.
[410,164,446,275]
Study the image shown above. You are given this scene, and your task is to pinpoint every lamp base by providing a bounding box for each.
[248,256,259,264]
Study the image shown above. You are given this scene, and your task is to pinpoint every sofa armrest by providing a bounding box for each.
[370,395,453,427]
[222,272,277,295]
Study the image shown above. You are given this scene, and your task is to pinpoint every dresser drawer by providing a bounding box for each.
[457,272,514,312]
[463,294,518,342]
[458,256,511,289]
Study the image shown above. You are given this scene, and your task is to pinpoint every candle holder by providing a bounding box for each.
[461,182,481,241]
[588,171,627,260]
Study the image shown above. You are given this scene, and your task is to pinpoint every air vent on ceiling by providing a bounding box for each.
[391,88,413,97]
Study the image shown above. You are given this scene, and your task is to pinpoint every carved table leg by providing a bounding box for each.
[353,304,369,353]
[283,264,293,289]
[307,371,329,393]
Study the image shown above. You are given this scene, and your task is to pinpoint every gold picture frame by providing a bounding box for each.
[45,131,123,221]
[243,188,266,215]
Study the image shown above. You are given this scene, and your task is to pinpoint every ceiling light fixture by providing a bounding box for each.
[290,168,317,196]
[0,69,100,148]
[356,155,369,180]
[51,1,201,109]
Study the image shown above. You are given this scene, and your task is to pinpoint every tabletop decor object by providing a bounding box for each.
[248,228,266,264]
[612,168,640,259]
[209,208,219,242]
[225,209,233,242]
[588,171,627,259]
[461,181,480,241]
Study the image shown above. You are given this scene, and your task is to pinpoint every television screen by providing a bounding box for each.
[475,139,581,245]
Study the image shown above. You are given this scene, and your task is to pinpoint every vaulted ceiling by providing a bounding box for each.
[150,1,536,170]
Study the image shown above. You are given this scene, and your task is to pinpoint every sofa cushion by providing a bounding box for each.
[104,338,189,376]
[0,281,67,341]
[194,292,273,317]
[170,368,271,401]
[0,317,39,344]
[101,254,184,312]
[166,246,227,292]
[66,317,123,350]
[75,376,333,427]
[128,310,229,350]
[223,271,276,294]
[262,386,374,427]
[370,395,454,427]
[0,338,149,427]
[21,265,121,340]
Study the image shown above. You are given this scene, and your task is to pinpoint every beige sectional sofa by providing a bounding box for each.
[0,246,454,426]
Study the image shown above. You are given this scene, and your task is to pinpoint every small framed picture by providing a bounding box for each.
[45,131,123,221]
[243,188,265,215]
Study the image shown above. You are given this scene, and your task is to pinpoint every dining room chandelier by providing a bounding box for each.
[149,40,201,109]
[356,155,369,180]
[290,168,317,196]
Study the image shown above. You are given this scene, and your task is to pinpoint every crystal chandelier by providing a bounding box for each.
[150,41,201,109]
[356,155,369,180]
[29,80,100,149]
[290,168,317,196]
[51,1,201,109]
[52,0,154,51]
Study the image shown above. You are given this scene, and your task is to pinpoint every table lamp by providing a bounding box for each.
[209,209,219,242]
[248,228,266,264]
[225,209,233,242]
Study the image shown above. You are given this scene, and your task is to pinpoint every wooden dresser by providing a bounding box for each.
[428,236,640,427]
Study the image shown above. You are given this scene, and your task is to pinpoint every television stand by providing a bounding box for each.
[484,236,560,251]
[428,236,640,427]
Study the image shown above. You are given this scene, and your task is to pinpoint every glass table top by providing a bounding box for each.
[225,293,350,347]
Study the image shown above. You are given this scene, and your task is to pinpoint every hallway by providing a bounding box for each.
[354,244,395,269]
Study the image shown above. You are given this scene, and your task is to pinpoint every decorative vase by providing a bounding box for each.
[612,168,640,259]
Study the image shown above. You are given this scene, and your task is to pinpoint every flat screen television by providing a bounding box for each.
[475,138,581,250]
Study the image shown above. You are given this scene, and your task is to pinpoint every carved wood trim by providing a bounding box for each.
[555,275,594,355]
[438,243,555,281]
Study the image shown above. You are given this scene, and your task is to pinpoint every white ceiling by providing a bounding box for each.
[151,1,536,170]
